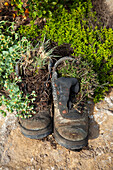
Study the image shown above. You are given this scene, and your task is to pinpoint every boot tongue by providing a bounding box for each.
[55,77,81,119]
[55,77,79,91]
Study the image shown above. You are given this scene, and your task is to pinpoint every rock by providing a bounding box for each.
[105,0,113,14]
[92,0,113,28]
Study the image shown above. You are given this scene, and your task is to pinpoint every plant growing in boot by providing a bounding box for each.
[58,57,101,103]
[0,21,60,139]
[17,38,59,139]
[0,21,57,120]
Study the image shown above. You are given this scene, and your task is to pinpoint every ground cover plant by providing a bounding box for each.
[0,21,36,118]
[11,0,80,19]
[41,0,113,102]
[11,0,76,42]
[17,0,86,43]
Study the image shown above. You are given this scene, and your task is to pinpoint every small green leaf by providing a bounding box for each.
[18,4,22,9]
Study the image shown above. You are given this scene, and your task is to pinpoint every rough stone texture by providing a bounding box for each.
[92,0,113,28]
[105,0,113,13]
[0,89,113,169]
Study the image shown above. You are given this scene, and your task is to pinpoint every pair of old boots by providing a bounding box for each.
[19,57,88,150]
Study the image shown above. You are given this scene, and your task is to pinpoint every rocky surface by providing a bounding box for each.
[0,89,113,170]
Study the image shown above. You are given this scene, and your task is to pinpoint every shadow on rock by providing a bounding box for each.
[87,101,100,140]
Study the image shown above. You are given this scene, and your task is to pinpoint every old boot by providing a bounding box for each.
[18,68,53,139]
[52,57,88,150]
[19,110,52,139]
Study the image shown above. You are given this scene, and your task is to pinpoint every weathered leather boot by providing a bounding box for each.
[52,57,88,150]
[19,110,52,139]
[18,70,53,139]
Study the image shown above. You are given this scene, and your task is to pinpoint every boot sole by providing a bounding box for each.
[54,127,88,150]
[19,121,52,139]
